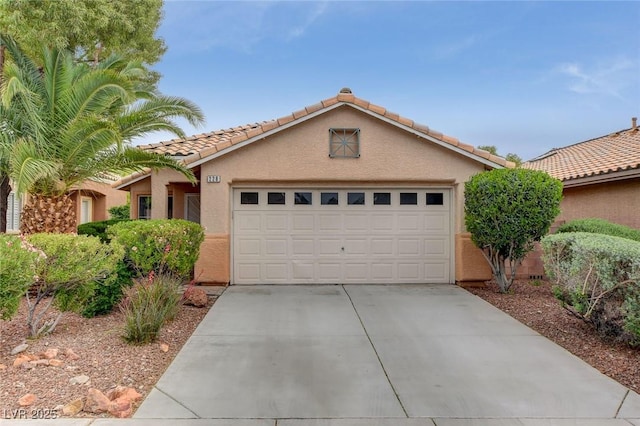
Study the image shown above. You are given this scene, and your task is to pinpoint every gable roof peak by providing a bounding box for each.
[134,90,514,170]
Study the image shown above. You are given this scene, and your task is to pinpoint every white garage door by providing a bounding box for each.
[232,188,452,284]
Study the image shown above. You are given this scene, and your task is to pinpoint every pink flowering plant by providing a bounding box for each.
[108,219,204,280]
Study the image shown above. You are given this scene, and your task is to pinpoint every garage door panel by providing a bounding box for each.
[372,214,394,231]
[398,214,420,231]
[424,213,448,233]
[371,239,394,255]
[425,262,448,281]
[318,239,341,255]
[292,238,315,256]
[344,238,368,255]
[292,214,314,232]
[319,214,342,231]
[265,214,288,232]
[265,263,288,281]
[424,238,448,256]
[236,213,261,231]
[233,188,452,284]
[236,263,260,281]
[371,263,394,280]
[344,263,368,280]
[398,263,421,280]
[265,239,287,256]
[292,262,314,280]
[237,238,261,255]
[318,263,341,280]
[344,214,369,231]
[398,239,420,256]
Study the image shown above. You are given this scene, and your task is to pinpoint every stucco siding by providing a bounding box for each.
[198,106,484,236]
[559,178,640,229]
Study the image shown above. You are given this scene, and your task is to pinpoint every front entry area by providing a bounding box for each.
[232,188,453,284]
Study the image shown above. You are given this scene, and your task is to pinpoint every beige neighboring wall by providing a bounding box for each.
[73,179,128,222]
[558,178,640,229]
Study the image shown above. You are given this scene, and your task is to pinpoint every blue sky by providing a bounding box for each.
[144,1,640,161]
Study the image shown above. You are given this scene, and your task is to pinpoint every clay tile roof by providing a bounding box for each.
[524,126,640,182]
[133,88,512,170]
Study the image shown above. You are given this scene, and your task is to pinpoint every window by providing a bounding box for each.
[138,195,152,219]
[400,192,417,205]
[321,192,339,205]
[329,128,360,158]
[240,192,259,205]
[347,192,365,205]
[373,192,391,205]
[80,197,93,224]
[295,192,312,205]
[426,193,444,206]
[268,192,286,205]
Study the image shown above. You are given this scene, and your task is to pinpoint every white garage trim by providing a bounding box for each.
[231,187,454,285]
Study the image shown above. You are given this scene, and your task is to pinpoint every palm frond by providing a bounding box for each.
[8,140,61,195]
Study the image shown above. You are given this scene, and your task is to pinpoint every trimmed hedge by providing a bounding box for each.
[0,235,39,320]
[557,218,640,242]
[26,233,124,336]
[108,219,205,280]
[78,218,131,242]
[542,232,640,345]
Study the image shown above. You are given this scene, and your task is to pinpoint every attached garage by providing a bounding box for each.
[115,88,513,285]
[232,188,452,284]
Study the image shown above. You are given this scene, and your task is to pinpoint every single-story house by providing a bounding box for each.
[115,88,511,285]
[525,117,640,229]
[6,178,128,233]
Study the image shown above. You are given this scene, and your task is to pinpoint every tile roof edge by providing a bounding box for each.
[135,90,513,172]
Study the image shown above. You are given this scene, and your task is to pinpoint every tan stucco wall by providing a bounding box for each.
[146,106,492,284]
[558,178,640,229]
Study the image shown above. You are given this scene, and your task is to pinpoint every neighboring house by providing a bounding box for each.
[525,118,640,229]
[6,178,128,234]
[115,88,511,285]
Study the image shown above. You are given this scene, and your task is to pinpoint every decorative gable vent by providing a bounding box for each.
[329,128,360,158]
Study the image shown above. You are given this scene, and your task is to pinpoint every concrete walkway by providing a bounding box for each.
[12,285,640,425]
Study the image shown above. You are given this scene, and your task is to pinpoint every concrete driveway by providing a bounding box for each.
[129,284,640,425]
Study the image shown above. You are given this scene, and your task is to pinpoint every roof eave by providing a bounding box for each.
[562,167,640,188]
[113,170,152,190]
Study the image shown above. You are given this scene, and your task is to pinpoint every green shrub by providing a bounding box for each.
[77,218,131,242]
[542,232,640,345]
[108,219,205,280]
[82,259,133,318]
[557,218,640,242]
[0,235,39,320]
[120,273,182,344]
[108,203,131,220]
[465,168,563,292]
[26,233,124,337]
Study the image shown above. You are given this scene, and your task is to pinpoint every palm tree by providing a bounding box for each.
[0,34,204,234]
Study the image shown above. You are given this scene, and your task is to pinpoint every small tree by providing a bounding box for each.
[464,168,562,292]
[25,234,124,337]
